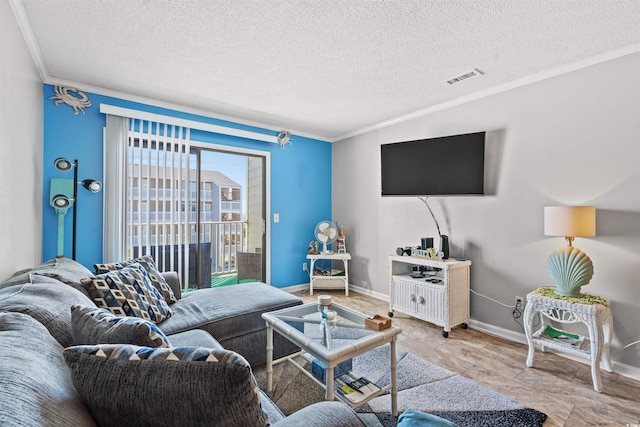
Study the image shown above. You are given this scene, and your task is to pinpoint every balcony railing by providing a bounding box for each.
[221,201,242,210]
[130,212,219,222]
[129,220,247,287]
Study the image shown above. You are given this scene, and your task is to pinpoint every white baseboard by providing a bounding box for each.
[281,283,309,293]
[349,284,391,303]
[281,284,640,381]
[281,283,391,302]
[470,319,640,382]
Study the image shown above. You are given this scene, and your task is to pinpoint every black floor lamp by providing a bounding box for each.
[53,158,102,260]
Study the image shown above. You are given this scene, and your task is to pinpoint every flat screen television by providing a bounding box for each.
[381,131,485,196]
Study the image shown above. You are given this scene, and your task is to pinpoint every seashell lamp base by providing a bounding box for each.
[547,246,594,297]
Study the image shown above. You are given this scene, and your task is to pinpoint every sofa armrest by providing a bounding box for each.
[271,401,366,427]
[160,271,182,300]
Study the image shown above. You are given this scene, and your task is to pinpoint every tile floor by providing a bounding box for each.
[293,289,640,427]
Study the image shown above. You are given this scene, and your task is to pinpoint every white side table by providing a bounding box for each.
[307,252,351,296]
[524,287,613,392]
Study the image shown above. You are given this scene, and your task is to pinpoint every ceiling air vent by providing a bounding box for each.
[443,68,484,85]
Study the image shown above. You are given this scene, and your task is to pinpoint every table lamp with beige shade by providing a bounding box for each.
[544,206,596,297]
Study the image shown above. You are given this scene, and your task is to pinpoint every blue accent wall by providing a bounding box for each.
[43,84,331,288]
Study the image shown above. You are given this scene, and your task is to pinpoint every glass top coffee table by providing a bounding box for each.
[262,302,402,415]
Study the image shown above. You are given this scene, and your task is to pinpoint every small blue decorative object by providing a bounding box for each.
[311,357,352,383]
[397,409,458,426]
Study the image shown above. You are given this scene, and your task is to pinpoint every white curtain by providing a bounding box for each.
[103,115,129,263]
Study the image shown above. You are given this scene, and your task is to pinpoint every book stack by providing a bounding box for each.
[334,377,381,406]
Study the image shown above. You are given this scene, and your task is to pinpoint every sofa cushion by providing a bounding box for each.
[63,344,268,427]
[158,282,301,340]
[270,401,366,427]
[0,257,92,298]
[0,311,97,427]
[167,328,224,349]
[71,305,170,347]
[157,282,302,366]
[0,278,96,348]
[81,263,172,323]
[95,255,178,305]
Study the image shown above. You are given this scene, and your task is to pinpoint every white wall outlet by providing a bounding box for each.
[515,296,524,307]
[273,213,279,223]
[302,263,308,271]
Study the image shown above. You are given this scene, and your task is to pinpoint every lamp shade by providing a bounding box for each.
[544,206,596,238]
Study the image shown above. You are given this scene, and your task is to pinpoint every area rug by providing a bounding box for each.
[254,345,547,427]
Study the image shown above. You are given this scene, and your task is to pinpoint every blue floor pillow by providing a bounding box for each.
[398,409,458,427]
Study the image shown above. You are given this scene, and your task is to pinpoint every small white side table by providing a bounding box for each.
[307,252,351,296]
[524,288,613,392]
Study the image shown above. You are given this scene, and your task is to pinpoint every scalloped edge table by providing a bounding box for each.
[523,288,613,392]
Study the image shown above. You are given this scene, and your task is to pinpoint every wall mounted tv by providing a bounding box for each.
[381,131,486,196]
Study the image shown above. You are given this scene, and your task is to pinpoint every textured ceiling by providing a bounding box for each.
[12,0,640,140]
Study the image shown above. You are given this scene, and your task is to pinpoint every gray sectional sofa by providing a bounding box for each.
[0,258,365,427]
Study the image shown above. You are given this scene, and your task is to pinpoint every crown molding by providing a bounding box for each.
[9,0,49,82]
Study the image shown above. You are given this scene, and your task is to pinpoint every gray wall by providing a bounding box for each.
[333,52,640,373]
[0,2,43,281]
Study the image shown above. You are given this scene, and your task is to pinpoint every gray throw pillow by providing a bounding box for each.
[71,305,170,347]
[63,344,268,427]
[0,279,96,348]
[81,263,172,323]
[0,312,97,427]
[94,255,178,305]
[1,258,92,296]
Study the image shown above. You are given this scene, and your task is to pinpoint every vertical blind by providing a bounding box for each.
[104,115,193,290]
[129,119,192,289]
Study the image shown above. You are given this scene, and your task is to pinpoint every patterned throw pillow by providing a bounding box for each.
[71,305,170,348]
[63,344,268,427]
[81,263,172,323]
[95,255,178,305]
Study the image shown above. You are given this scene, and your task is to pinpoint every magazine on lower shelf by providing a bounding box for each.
[334,377,381,405]
[541,326,586,348]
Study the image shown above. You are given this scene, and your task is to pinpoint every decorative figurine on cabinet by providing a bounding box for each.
[337,226,347,253]
[308,241,319,255]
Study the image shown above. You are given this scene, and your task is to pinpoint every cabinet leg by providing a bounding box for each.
[343,259,349,296]
[524,302,536,367]
[588,317,604,392]
[602,318,613,373]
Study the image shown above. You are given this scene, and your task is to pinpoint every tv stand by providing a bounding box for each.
[388,255,471,337]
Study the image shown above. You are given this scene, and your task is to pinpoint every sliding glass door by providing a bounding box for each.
[195,148,266,287]
[122,118,266,290]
